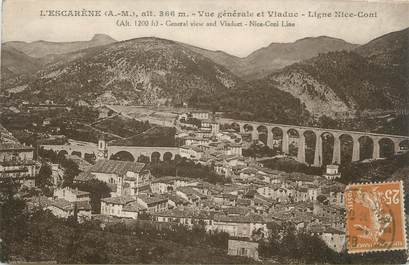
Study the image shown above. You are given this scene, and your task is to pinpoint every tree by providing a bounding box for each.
[36,164,53,196]
[61,159,80,187]
[138,211,152,220]
[0,178,28,262]
[72,179,110,213]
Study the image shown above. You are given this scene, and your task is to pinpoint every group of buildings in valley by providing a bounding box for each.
[36,155,347,258]
[0,110,355,260]
[0,123,39,187]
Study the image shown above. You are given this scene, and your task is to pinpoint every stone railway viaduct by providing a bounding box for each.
[41,140,179,163]
[218,118,409,166]
[41,119,409,167]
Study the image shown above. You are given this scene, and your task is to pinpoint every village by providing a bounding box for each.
[0,107,351,261]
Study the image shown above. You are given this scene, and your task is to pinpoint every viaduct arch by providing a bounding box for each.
[40,140,179,163]
[220,118,409,166]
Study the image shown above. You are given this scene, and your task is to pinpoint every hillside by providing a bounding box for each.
[268,51,406,116]
[1,45,42,78]
[212,78,311,125]
[355,28,408,69]
[188,36,357,80]
[3,34,116,58]
[4,37,244,107]
[2,29,408,128]
[261,28,409,118]
[3,37,312,124]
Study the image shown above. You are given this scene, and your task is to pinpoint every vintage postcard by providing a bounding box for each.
[1,0,408,264]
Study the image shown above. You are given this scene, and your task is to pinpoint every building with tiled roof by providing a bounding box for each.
[0,129,37,187]
[309,224,346,253]
[53,187,90,203]
[0,123,19,143]
[40,197,92,221]
[101,195,145,219]
[136,194,168,213]
[164,193,191,208]
[211,213,267,239]
[90,159,146,176]
[176,186,207,206]
[84,159,151,197]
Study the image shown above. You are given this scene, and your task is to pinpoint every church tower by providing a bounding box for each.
[97,134,108,160]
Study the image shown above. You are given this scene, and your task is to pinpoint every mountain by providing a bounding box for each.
[2,29,407,126]
[4,37,243,106]
[261,28,409,117]
[3,34,116,58]
[3,37,311,124]
[355,28,408,68]
[187,36,357,80]
[1,45,42,78]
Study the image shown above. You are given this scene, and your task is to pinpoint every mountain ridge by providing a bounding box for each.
[2,28,408,127]
[263,27,408,117]
[3,34,117,58]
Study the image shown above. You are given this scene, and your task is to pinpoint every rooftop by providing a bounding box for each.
[137,194,168,205]
[0,142,34,151]
[90,160,146,176]
[101,196,136,205]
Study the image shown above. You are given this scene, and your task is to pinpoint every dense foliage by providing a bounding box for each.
[283,51,407,110]
[110,126,177,147]
[149,157,230,184]
[260,222,407,264]
[93,117,151,138]
[71,179,111,213]
[0,183,251,264]
[339,152,409,184]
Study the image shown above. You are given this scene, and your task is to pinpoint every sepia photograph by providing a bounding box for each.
[1,0,408,263]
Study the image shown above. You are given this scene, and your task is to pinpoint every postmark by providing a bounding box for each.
[345,181,407,253]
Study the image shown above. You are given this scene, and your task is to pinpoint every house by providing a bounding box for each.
[150,177,175,194]
[84,159,151,196]
[136,194,169,213]
[179,145,204,160]
[210,213,267,239]
[53,187,90,203]
[176,186,207,206]
[271,187,294,203]
[213,193,237,206]
[228,239,259,260]
[252,194,274,214]
[44,198,92,221]
[323,164,341,180]
[0,142,38,187]
[183,136,209,146]
[165,193,190,208]
[150,176,197,194]
[190,111,209,120]
[50,163,64,186]
[194,181,222,196]
[321,183,345,207]
[256,184,281,198]
[153,208,213,228]
[309,225,346,252]
[295,186,309,202]
[101,196,143,219]
[201,119,220,135]
[313,201,345,221]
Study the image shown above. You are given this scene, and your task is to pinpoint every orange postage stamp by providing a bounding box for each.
[345,181,407,253]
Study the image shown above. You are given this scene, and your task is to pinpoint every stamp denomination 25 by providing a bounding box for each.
[345,181,407,253]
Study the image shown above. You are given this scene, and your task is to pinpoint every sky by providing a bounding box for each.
[2,0,409,57]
